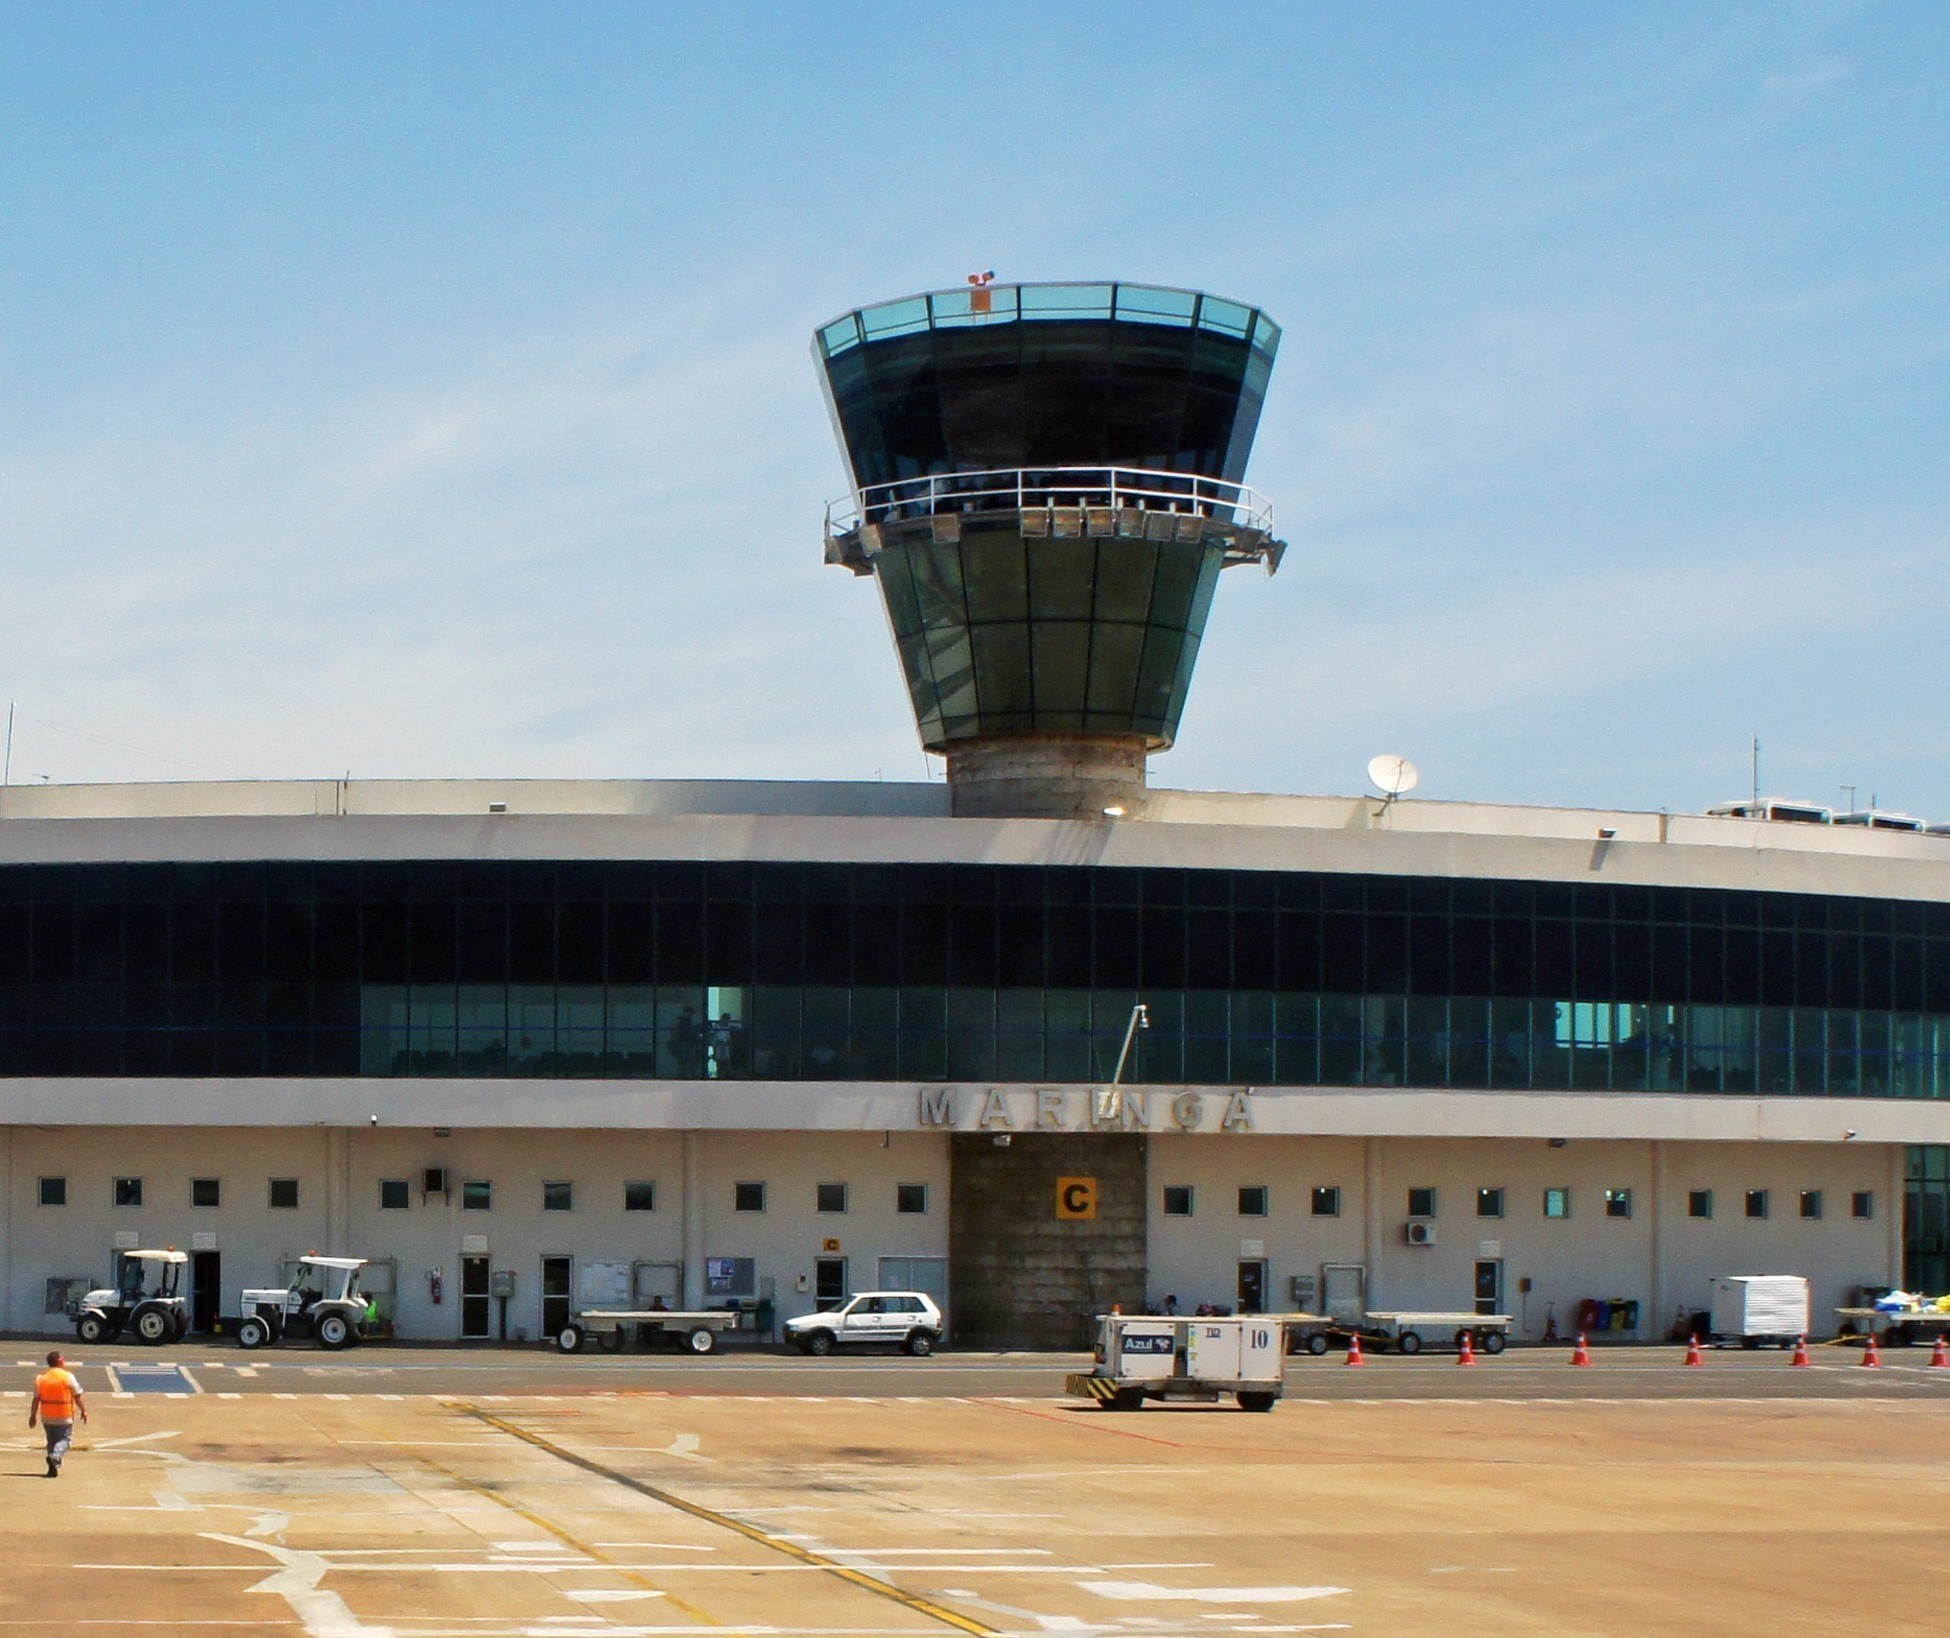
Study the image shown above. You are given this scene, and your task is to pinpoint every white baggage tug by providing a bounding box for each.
[1066,1313,1285,1412]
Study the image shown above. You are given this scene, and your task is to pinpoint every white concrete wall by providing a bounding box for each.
[1146,1135,1895,1341]
[0,1126,949,1340]
[1,1126,1897,1343]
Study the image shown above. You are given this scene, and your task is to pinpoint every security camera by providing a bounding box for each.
[369,1114,379,1126]
[1844,1129,1858,1140]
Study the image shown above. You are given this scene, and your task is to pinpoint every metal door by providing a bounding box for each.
[541,1256,573,1336]
[1474,1259,1503,1316]
[814,1256,847,1311]
[460,1255,491,1339]
[1236,1260,1268,1315]
[191,1251,221,1334]
[1321,1262,1366,1323]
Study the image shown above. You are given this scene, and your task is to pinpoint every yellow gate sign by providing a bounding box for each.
[1055,1176,1098,1220]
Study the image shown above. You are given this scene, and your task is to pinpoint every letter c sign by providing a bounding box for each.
[1055,1176,1098,1220]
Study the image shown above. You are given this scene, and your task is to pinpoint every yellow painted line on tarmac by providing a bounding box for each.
[455,1402,1005,1638]
[405,1444,725,1630]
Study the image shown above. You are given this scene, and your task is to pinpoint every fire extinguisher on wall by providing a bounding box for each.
[428,1268,444,1305]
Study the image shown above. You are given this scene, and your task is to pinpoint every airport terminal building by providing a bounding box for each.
[3,281,1948,1346]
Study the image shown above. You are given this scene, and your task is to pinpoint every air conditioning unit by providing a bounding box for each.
[1405,1220,1436,1247]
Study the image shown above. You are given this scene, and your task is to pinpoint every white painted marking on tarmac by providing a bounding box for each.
[1429,1566,1518,1574]
[564,1590,665,1603]
[93,1431,182,1449]
[1085,1582,1350,1604]
[660,1432,709,1462]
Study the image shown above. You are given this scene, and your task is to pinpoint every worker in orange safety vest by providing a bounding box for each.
[28,1350,88,1478]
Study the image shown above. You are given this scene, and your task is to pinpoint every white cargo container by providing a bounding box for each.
[1065,1313,1284,1412]
[1709,1275,1810,1346]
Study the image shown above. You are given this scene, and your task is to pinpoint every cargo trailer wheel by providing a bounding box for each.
[133,1304,174,1345]
[686,1326,716,1355]
[1396,1330,1422,1355]
[1304,1332,1329,1356]
[1110,1387,1145,1412]
[1236,1391,1277,1413]
[76,1313,111,1346]
[1481,1331,1507,1355]
[237,1316,270,1350]
[555,1324,585,1353]
[904,1331,935,1357]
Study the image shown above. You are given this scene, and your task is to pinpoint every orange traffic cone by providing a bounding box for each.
[1458,1332,1477,1367]
[1861,1332,1882,1369]
[1931,1334,1949,1369]
[1683,1334,1703,1367]
[1570,1333,1592,1367]
[1346,1334,1365,1367]
[1790,1335,1812,1367]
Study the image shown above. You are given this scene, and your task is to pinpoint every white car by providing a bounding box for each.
[784,1291,944,1357]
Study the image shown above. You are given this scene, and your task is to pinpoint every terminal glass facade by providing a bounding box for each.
[4,859,1950,1095]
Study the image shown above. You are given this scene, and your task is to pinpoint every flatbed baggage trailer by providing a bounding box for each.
[555,1309,741,1354]
[1835,1306,1950,1346]
[1357,1311,1513,1355]
[1066,1314,1285,1411]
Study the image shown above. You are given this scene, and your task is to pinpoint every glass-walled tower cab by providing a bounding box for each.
[816,281,1285,818]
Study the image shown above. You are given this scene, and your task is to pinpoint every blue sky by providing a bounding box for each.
[2,3,1946,816]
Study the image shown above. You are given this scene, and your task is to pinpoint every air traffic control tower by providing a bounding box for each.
[817,280,1284,819]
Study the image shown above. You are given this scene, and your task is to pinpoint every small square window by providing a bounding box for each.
[379,1178,410,1210]
[38,1177,66,1207]
[114,1177,143,1208]
[816,1182,848,1214]
[1543,1187,1570,1219]
[1688,1189,1714,1219]
[896,1183,928,1214]
[191,1178,221,1208]
[1604,1188,1632,1220]
[1852,1190,1874,1221]
[543,1181,573,1213]
[462,1179,492,1211]
[1407,1186,1436,1218]
[1745,1189,1769,1220]
[269,1178,299,1210]
[1162,1185,1194,1217]
[1799,1189,1822,1221]
[1238,1185,1269,1217]
[1476,1187,1504,1219]
[624,1181,657,1212]
[1310,1186,1341,1217]
[734,1181,766,1213]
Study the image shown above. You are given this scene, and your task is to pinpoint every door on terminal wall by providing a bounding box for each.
[1321,1263,1366,1324]
[1236,1260,1268,1315]
[191,1251,221,1334]
[460,1256,491,1339]
[1474,1260,1503,1317]
[541,1257,573,1338]
[815,1257,847,1311]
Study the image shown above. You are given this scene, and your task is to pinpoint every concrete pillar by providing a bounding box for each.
[1,1127,14,1333]
[1362,1136,1381,1309]
[325,1128,351,1256]
[1889,1144,1906,1287]
[682,1131,704,1310]
[1648,1140,1665,1340]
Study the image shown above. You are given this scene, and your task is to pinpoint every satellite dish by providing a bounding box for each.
[1367,754,1420,799]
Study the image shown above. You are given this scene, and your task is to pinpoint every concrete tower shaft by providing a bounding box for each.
[816,281,1284,818]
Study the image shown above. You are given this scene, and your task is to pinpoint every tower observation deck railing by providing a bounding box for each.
[825,465,1277,542]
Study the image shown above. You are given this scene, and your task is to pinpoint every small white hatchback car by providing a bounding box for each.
[784,1291,944,1357]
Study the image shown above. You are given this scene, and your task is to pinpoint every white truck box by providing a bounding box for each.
[1710,1275,1810,1340]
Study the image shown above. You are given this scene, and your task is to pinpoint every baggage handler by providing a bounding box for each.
[28,1350,88,1478]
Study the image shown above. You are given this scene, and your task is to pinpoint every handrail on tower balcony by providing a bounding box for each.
[824,465,1276,537]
